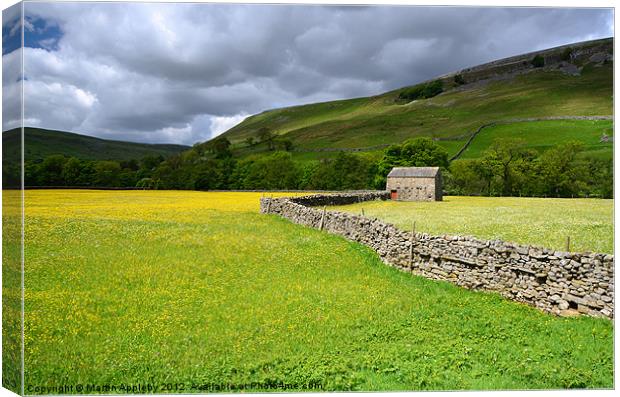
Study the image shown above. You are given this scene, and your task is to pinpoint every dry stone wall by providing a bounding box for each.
[260,192,614,319]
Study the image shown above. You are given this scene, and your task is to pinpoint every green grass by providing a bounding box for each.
[222,60,612,157]
[238,149,385,164]
[2,190,22,393]
[331,196,613,254]
[459,119,613,159]
[20,190,613,392]
[2,127,190,163]
[436,140,468,158]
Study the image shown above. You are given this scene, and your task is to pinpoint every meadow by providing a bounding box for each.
[2,190,22,392]
[331,196,613,254]
[458,119,613,160]
[17,190,613,391]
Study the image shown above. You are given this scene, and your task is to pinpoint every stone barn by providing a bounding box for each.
[386,167,442,201]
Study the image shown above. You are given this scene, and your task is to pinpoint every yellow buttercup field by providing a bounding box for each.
[24,190,299,221]
[6,190,613,391]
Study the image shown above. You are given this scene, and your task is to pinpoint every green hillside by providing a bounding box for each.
[458,119,613,160]
[221,38,613,161]
[2,127,190,164]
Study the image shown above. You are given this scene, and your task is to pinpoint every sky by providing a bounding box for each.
[1,1,614,145]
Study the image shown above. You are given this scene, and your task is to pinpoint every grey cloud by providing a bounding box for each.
[5,2,613,145]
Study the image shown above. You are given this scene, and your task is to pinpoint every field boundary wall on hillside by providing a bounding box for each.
[260,192,614,318]
[449,115,613,161]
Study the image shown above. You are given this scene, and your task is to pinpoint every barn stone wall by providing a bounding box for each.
[387,176,442,201]
[260,192,614,319]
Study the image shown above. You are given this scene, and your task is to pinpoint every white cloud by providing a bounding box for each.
[210,113,248,137]
[23,80,98,130]
[156,124,193,144]
[2,48,22,131]
[73,87,97,108]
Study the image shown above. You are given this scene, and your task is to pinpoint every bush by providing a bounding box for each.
[531,54,545,68]
[420,80,443,98]
[397,86,424,102]
[454,74,466,85]
[397,80,444,102]
[561,47,573,62]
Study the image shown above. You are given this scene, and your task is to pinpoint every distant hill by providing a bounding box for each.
[2,127,190,164]
[220,37,613,161]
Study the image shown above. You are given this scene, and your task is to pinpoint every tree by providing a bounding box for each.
[420,80,444,98]
[536,141,585,197]
[397,80,444,102]
[472,157,498,196]
[478,138,532,196]
[242,152,300,189]
[193,160,224,190]
[376,137,449,187]
[209,137,232,159]
[119,168,138,187]
[298,161,320,190]
[93,161,122,187]
[245,137,255,147]
[120,159,139,171]
[3,165,20,187]
[585,157,613,198]
[401,138,449,167]
[152,158,193,189]
[531,54,545,68]
[38,155,68,186]
[192,142,207,156]
[25,161,42,186]
[561,47,573,62]
[229,159,253,190]
[138,155,165,179]
[136,177,158,190]
[257,127,275,151]
[445,159,485,195]
[508,149,539,196]
[76,161,96,186]
[307,152,376,190]
[277,138,294,151]
[61,157,84,186]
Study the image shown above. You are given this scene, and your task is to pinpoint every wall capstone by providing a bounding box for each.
[260,192,614,319]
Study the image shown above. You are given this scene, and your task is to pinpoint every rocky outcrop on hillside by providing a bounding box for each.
[439,37,612,85]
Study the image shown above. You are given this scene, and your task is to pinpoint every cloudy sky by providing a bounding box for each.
[2,2,613,145]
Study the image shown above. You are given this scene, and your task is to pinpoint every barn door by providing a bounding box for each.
[390,190,398,200]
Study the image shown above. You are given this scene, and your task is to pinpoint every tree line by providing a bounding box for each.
[14,136,612,198]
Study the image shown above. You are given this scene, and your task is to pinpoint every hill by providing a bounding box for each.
[2,127,190,164]
[220,38,613,161]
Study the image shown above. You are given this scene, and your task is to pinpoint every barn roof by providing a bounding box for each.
[387,167,440,178]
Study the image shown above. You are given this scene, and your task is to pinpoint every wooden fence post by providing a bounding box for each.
[566,236,571,252]
[319,206,327,230]
[410,221,416,263]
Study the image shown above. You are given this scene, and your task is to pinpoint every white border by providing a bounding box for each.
[0,1,616,397]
